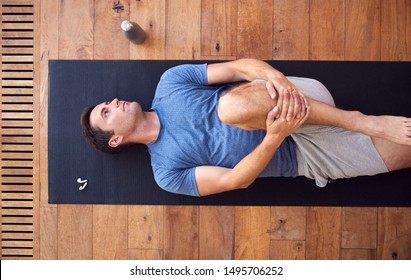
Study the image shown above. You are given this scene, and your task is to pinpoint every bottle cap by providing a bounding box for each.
[121,20,132,31]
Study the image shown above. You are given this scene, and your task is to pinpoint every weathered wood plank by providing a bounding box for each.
[341,249,376,260]
[130,0,166,59]
[58,205,93,259]
[165,0,201,59]
[273,0,309,59]
[270,207,306,240]
[377,208,411,260]
[270,240,305,260]
[341,207,377,249]
[235,206,271,259]
[94,0,129,59]
[93,205,128,260]
[381,0,411,60]
[201,0,237,57]
[58,0,94,59]
[128,205,163,250]
[199,206,235,259]
[306,207,342,259]
[310,0,345,60]
[128,249,163,260]
[163,206,199,259]
[39,206,57,259]
[237,0,273,59]
[345,0,380,60]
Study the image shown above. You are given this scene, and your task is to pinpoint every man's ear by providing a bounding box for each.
[108,135,124,148]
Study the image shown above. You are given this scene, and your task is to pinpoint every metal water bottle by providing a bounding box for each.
[121,20,146,44]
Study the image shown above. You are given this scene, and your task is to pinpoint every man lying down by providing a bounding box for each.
[80,59,411,196]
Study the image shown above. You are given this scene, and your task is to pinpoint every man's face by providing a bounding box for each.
[89,98,143,144]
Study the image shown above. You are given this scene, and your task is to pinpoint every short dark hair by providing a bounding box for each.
[80,105,130,154]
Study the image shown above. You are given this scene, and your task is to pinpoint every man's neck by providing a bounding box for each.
[134,110,160,145]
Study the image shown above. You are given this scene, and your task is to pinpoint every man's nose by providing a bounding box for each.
[110,98,119,107]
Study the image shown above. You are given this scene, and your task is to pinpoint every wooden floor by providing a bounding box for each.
[1,0,411,260]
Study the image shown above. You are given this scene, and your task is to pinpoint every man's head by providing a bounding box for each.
[80,98,143,154]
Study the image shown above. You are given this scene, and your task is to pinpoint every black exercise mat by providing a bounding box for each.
[48,60,411,206]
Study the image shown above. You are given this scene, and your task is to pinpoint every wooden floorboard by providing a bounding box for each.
[1,0,410,260]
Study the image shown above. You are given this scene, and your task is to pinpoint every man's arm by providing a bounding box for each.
[207,58,303,98]
[195,91,310,196]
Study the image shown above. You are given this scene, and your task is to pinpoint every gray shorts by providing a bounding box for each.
[287,77,389,187]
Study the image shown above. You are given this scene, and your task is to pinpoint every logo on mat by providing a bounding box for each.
[77,178,88,191]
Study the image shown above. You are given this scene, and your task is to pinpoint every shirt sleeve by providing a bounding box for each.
[152,166,200,197]
[154,64,208,100]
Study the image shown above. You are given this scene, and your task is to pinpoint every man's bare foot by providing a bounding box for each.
[366,115,411,146]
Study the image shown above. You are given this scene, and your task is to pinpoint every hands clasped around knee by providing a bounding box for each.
[266,90,310,139]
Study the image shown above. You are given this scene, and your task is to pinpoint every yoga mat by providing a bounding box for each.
[48,60,411,206]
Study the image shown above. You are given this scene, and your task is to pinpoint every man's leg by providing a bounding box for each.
[371,137,411,171]
[306,98,411,146]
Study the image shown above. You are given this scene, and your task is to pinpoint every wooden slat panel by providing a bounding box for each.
[2,217,33,224]
[2,240,33,248]
[2,103,33,111]
[2,209,33,216]
[2,120,34,127]
[2,232,33,240]
[2,177,33,184]
[2,136,33,143]
[2,31,34,38]
[2,249,33,256]
[2,144,33,150]
[1,88,33,95]
[2,224,33,233]
[1,63,33,71]
[2,14,34,21]
[2,201,33,208]
[1,79,34,87]
[1,185,33,192]
[2,112,34,119]
[1,160,33,167]
[2,55,34,62]
[2,3,34,10]
[2,47,34,54]
[201,0,237,57]
[1,96,33,103]
[2,23,34,30]
[2,153,34,160]
[2,72,34,79]
[2,129,34,135]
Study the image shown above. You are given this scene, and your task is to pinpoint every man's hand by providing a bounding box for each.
[265,90,310,140]
[265,71,309,119]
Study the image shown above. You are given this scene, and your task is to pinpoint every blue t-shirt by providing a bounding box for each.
[148,64,297,196]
